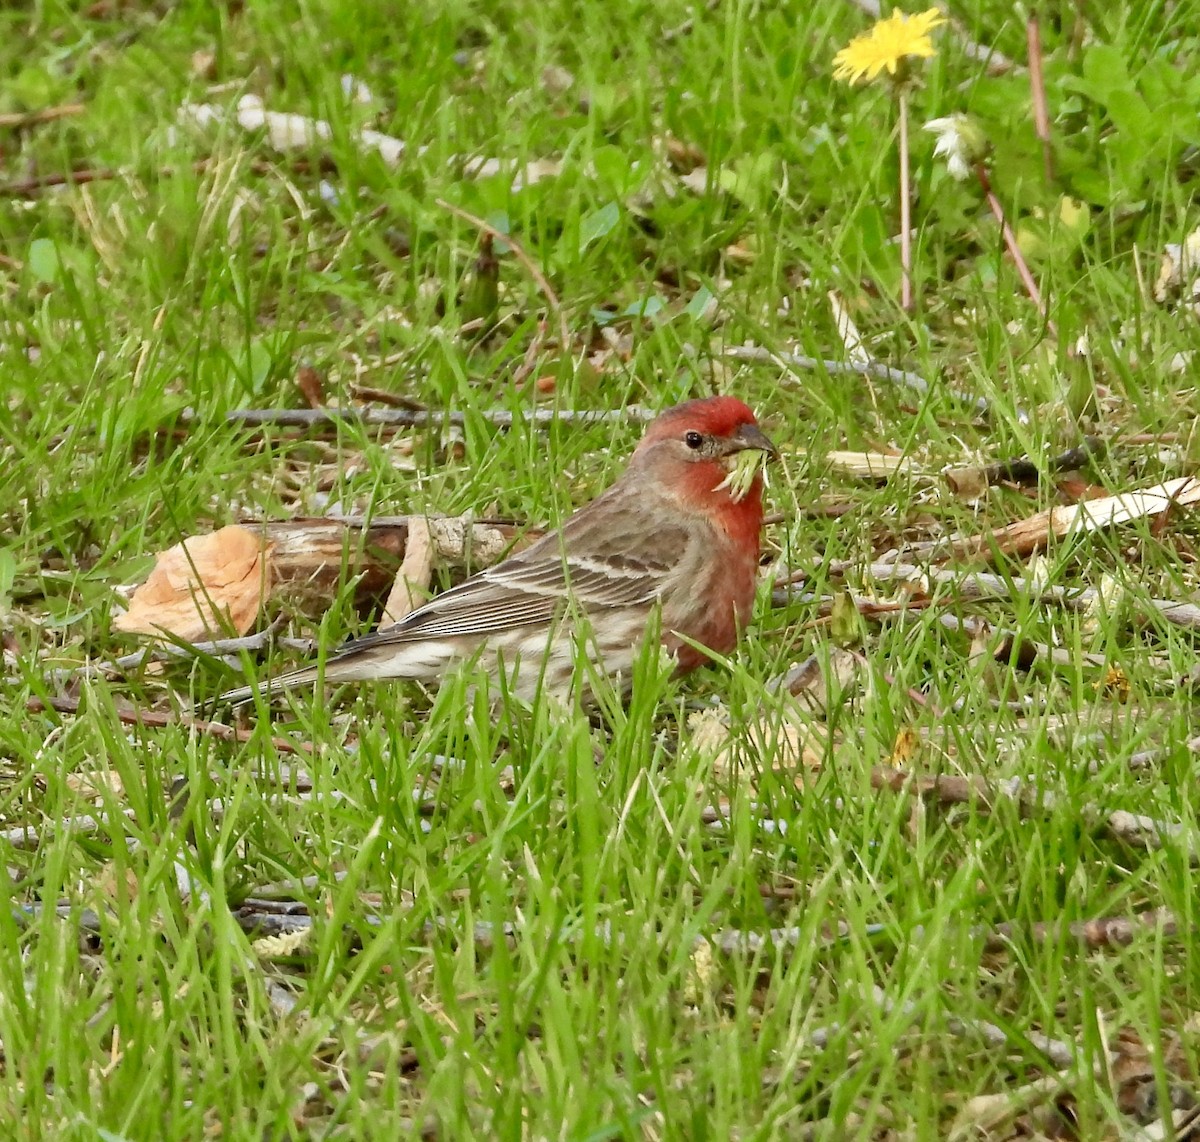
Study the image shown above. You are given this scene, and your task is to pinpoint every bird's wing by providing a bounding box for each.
[340,493,692,650]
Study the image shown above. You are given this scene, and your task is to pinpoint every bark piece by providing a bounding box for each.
[114,525,268,641]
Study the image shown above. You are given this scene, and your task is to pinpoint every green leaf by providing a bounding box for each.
[1079,43,1131,101]
[27,238,61,284]
[590,146,634,196]
[0,547,14,618]
[11,64,61,108]
[487,211,512,254]
[1104,87,1154,141]
[578,201,620,254]
[829,589,863,648]
[230,337,280,396]
[717,150,777,212]
[683,284,715,320]
[621,295,665,319]
[1057,195,1091,241]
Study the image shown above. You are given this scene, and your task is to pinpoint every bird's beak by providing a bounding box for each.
[714,422,779,503]
[730,423,778,459]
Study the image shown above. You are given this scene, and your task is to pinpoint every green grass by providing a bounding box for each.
[3,0,1200,1137]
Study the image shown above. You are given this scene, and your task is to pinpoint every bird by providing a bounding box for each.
[217,396,777,708]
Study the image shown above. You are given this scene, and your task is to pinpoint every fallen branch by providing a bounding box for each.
[0,158,215,198]
[101,514,538,650]
[345,384,427,411]
[950,1064,1112,1140]
[801,983,1075,1065]
[721,343,993,417]
[662,0,721,42]
[1125,737,1200,771]
[54,630,318,682]
[982,907,1178,952]
[975,160,1054,331]
[870,765,1200,862]
[903,475,1200,563]
[822,437,1109,490]
[252,513,537,609]
[828,560,1200,634]
[2,809,138,852]
[1026,15,1054,182]
[773,583,1108,676]
[947,434,1108,490]
[934,610,1107,672]
[19,893,1182,996]
[0,102,86,129]
[210,406,655,431]
[0,166,121,196]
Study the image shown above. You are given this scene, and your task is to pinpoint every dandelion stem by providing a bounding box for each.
[974,161,1055,333]
[1026,15,1054,182]
[897,86,913,311]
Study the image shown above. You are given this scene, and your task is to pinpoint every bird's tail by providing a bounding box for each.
[211,636,429,709]
[213,663,325,710]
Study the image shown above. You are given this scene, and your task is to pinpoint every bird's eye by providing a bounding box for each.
[684,430,704,450]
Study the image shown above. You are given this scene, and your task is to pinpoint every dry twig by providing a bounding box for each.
[0,103,86,129]
[900,476,1200,563]
[870,765,1199,862]
[948,434,1107,489]
[26,695,310,755]
[831,560,1200,634]
[982,907,1178,952]
[722,343,992,416]
[214,406,654,431]
[662,0,721,42]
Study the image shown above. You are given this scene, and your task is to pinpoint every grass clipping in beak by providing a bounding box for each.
[716,448,768,503]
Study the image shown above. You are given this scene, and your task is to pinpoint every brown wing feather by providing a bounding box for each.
[335,487,692,654]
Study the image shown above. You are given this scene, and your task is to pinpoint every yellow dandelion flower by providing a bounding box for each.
[1094,665,1131,701]
[832,8,946,85]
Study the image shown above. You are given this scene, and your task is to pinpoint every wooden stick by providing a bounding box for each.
[809,561,1200,634]
[17,896,1181,976]
[982,907,1177,952]
[346,384,427,410]
[904,475,1200,564]
[212,406,654,431]
[0,166,120,196]
[0,103,86,129]
[51,629,316,682]
[26,695,310,755]
[973,434,1107,486]
[0,158,215,198]
[249,514,536,607]
[870,765,1199,862]
[720,344,992,414]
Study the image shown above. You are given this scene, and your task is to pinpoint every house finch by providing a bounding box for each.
[218,396,776,707]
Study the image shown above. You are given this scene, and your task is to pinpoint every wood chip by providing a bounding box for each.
[826,450,923,480]
[113,525,269,641]
[381,517,433,626]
